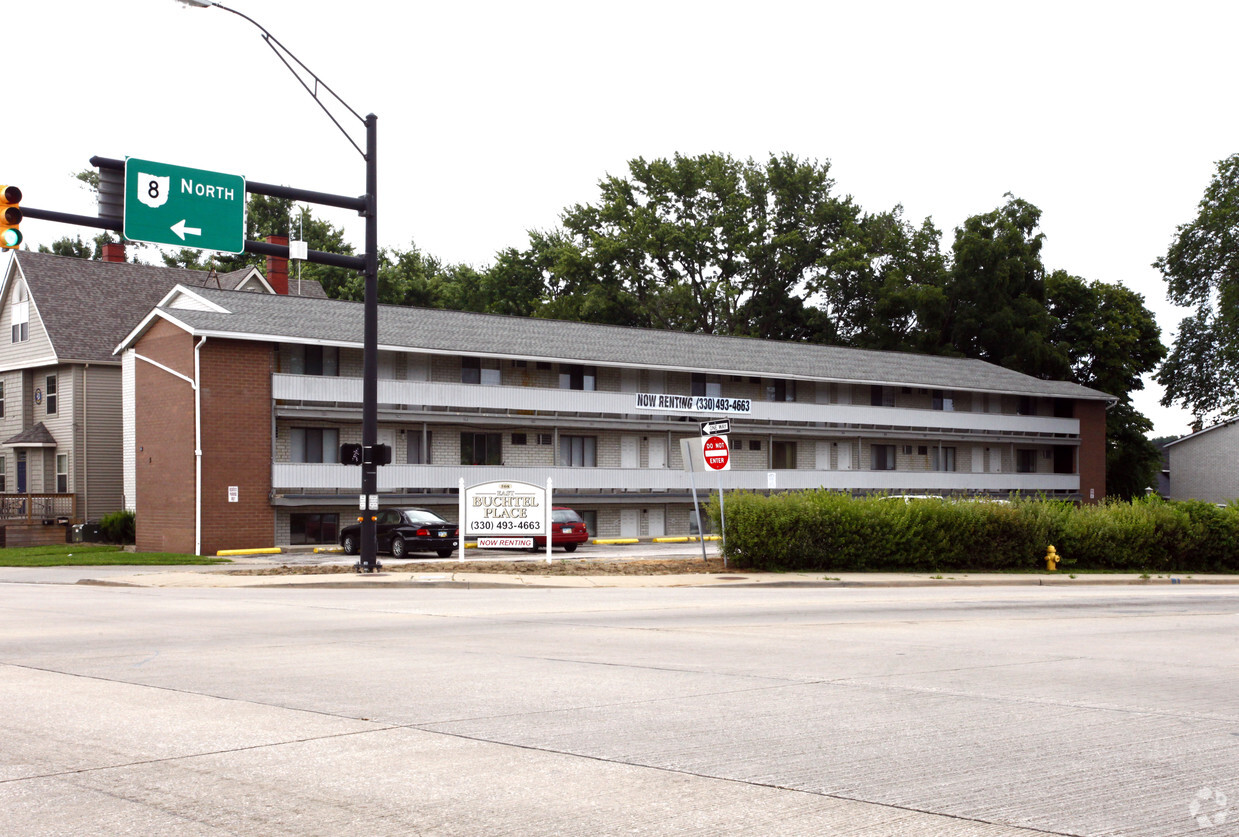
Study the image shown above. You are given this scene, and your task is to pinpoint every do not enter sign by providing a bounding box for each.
[702,435,731,471]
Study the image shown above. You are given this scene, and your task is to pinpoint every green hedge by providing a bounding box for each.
[710,492,1239,573]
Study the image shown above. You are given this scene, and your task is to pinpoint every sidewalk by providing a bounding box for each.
[80,565,1239,590]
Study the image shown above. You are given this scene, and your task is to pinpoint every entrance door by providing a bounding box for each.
[837,444,852,471]
[647,507,665,538]
[620,508,640,538]
[648,437,666,469]
[972,445,984,473]
[621,435,639,469]
[816,441,832,470]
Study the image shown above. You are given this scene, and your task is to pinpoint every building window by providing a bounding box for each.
[559,435,597,467]
[45,375,57,415]
[284,344,338,376]
[511,433,527,445]
[766,379,796,402]
[461,432,502,465]
[691,373,721,397]
[772,441,797,469]
[0,380,5,418]
[932,390,954,411]
[462,357,501,385]
[0,455,6,491]
[870,385,895,407]
[749,439,762,451]
[1018,396,1037,416]
[407,430,433,464]
[871,444,897,470]
[932,447,957,472]
[1017,449,1039,473]
[290,513,339,545]
[290,427,339,463]
[56,454,68,493]
[11,286,28,343]
[537,433,553,445]
[559,364,596,391]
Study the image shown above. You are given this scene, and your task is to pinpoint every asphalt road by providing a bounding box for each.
[2,582,1236,836]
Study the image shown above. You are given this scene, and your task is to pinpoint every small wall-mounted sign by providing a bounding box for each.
[228,486,239,503]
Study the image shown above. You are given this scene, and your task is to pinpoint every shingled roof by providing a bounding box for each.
[128,285,1115,402]
[6,251,326,364]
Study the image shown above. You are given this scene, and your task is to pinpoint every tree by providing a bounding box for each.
[535,152,855,340]
[1155,153,1239,423]
[945,196,1067,379]
[1046,271,1166,499]
[813,207,950,353]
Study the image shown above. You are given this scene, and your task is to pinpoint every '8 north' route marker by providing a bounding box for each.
[124,157,246,254]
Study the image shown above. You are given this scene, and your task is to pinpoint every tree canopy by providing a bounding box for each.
[1155,153,1239,423]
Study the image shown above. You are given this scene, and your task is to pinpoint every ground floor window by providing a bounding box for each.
[461,432,502,465]
[560,435,597,467]
[772,441,797,469]
[932,447,957,472]
[871,444,896,471]
[290,513,339,545]
[291,427,339,463]
[56,454,68,493]
[1017,449,1039,474]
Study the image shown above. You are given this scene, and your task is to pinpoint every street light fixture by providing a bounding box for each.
[174,0,383,572]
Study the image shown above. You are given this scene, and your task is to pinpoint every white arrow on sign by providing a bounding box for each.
[170,220,202,241]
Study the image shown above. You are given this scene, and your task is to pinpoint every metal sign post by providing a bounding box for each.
[679,437,710,563]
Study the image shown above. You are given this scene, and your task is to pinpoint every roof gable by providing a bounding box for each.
[7,251,324,364]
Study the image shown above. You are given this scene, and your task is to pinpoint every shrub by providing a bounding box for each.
[99,509,135,544]
[709,493,1239,573]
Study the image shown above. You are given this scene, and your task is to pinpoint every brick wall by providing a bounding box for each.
[134,320,197,554]
[199,340,273,553]
[1077,399,1107,503]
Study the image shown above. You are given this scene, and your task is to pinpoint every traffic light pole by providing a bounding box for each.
[360,114,379,573]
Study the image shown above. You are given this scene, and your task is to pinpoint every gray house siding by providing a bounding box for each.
[1167,421,1239,504]
[0,276,58,373]
[80,365,124,521]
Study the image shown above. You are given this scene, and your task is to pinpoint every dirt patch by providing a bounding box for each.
[227,557,736,577]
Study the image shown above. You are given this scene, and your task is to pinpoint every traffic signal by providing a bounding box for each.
[0,186,20,249]
[365,444,392,466]
[339,443,363,466]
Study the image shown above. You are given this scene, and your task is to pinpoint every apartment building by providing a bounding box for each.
[117,284,1113,555]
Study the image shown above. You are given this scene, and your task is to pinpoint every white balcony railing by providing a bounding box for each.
[273,462,1079,495]
[273,374,1081,437]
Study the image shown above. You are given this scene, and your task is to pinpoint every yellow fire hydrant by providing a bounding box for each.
[1045,545,1060,572]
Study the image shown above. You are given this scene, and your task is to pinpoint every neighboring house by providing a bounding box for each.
[1163,419,1239,504]
[0,248,325,534]
[117,285,1115,556]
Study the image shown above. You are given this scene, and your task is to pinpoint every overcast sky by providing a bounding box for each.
[12,1,1238,437]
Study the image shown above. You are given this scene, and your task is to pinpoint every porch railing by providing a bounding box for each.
[0,493,77,523]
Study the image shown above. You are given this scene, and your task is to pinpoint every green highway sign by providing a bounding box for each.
[124,158,246,254]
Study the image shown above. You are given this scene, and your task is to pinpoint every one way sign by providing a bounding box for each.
[700,418,731,437]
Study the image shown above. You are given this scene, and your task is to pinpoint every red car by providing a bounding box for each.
[531,507,590,552]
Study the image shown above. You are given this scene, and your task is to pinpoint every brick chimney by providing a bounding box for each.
[265,234,289,295]
[101,242,126,263]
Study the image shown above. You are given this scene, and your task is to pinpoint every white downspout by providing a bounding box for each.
[194,337,205,556]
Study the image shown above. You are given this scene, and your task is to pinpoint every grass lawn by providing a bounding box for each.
[0,544,229,567]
